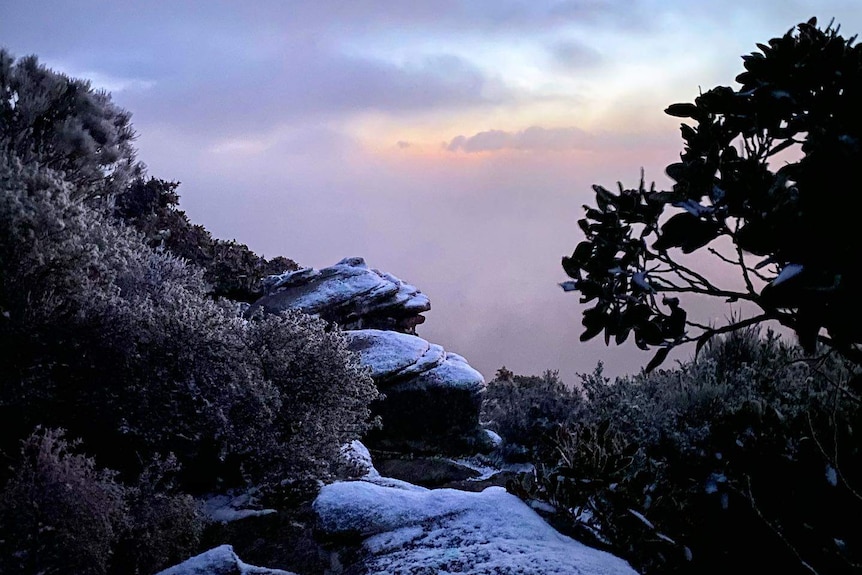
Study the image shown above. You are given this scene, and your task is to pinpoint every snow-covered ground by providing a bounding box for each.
[314,478,638,575]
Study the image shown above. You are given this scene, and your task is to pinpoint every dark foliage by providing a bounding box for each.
[0,49,139,200]
[0,428,125,575]
[0,48,380,572]
[481,367,582,461]
[507,330,862,574]
[561,19,862,369]
[116,177,299,301]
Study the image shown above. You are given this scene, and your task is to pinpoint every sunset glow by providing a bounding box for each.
[3,1,861,379]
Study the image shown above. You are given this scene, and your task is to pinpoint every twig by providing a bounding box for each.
[743,476,820,575]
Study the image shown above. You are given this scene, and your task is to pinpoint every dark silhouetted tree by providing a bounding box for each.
[561,18,862,371]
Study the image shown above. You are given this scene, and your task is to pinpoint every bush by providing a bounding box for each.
[0,428,125,575]
[0,144,376,491]
[112,455,205,575]
[0,430,207,575]
[242,310,379,483]
[116,177,299,301]
[507,330,862,574]
[0,49,139,201]
[481,367,582,461]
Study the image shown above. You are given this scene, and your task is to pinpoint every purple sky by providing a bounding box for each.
[3,1,861,382]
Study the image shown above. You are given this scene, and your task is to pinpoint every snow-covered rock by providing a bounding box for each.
[250,258,488,454]
[314,480,638,575]
[156,544,297,575]
[344,329,488,454]
[250,257,430,333]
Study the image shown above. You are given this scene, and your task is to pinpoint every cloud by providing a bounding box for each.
[113,45,509,142]
[446,126,592,152]
[549,40,603,69]
[397,141,412,149]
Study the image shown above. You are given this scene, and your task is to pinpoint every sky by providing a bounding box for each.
[2,1,861,382]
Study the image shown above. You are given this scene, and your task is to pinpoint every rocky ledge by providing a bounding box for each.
[249,257,430,333]
[249,258,489,455]
[344,329,489,454]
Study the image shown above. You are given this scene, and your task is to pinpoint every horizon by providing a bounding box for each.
[3,1,860,381]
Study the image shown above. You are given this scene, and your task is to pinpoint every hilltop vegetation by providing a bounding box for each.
[0,49,377,575]
[487,330,862,574]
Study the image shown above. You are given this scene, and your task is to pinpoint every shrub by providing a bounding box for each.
[508,330,862,574]
[0,153,377,490]
[0,49,139,201]
[0,428,125,575]
[481,367,582,461]
[112,455,205,575]
[242,310,379,483]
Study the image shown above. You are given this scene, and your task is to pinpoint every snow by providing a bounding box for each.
[314,480,638,575]
[155,544,297,575]
[402,352,486,393]
[484,429,503,448]
[341,439,381,478]
[826,464,838,487]
[447,452,533,482]
[344,330,484,394]
[344,330,444,380]
[258,257,429,317]
[203,491,276,524]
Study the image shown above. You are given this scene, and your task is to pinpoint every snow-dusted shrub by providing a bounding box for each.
[0,50,139,199]
[242,310,378,482]
[481,368,582,461]
[0,155,376,488]
[0,428,125,575]
[517,329,862,574]
[112,455,205,575]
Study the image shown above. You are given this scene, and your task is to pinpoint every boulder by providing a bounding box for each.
[250,258,489,455]
[344,329,489,454]
[313,480,639,575]
[249,257,429,333]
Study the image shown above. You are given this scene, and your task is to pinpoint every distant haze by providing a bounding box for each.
[2,1,859,381]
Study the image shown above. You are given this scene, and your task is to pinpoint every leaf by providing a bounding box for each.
[673,199,713,217]
[632,271,654,293]
[665,162,686,182]
[593,185,617,213]
[766,137,798,157]
[645,347,671,373]
[581,307,606,342]
[615,326,631,345]
[665,103,699,118]
[653,212,720,253]
[562,255,580,279]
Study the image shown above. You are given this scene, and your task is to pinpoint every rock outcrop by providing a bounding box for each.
[249,257,430,333]
[155,545,297,575]
[250,257,488,455]
[314,479,639,575]
[344,329,488,453]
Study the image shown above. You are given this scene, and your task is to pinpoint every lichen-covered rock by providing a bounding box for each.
[249,257,429,333]
[344,330,488,454]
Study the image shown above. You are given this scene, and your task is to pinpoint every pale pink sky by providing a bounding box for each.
[3,1,860,381]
